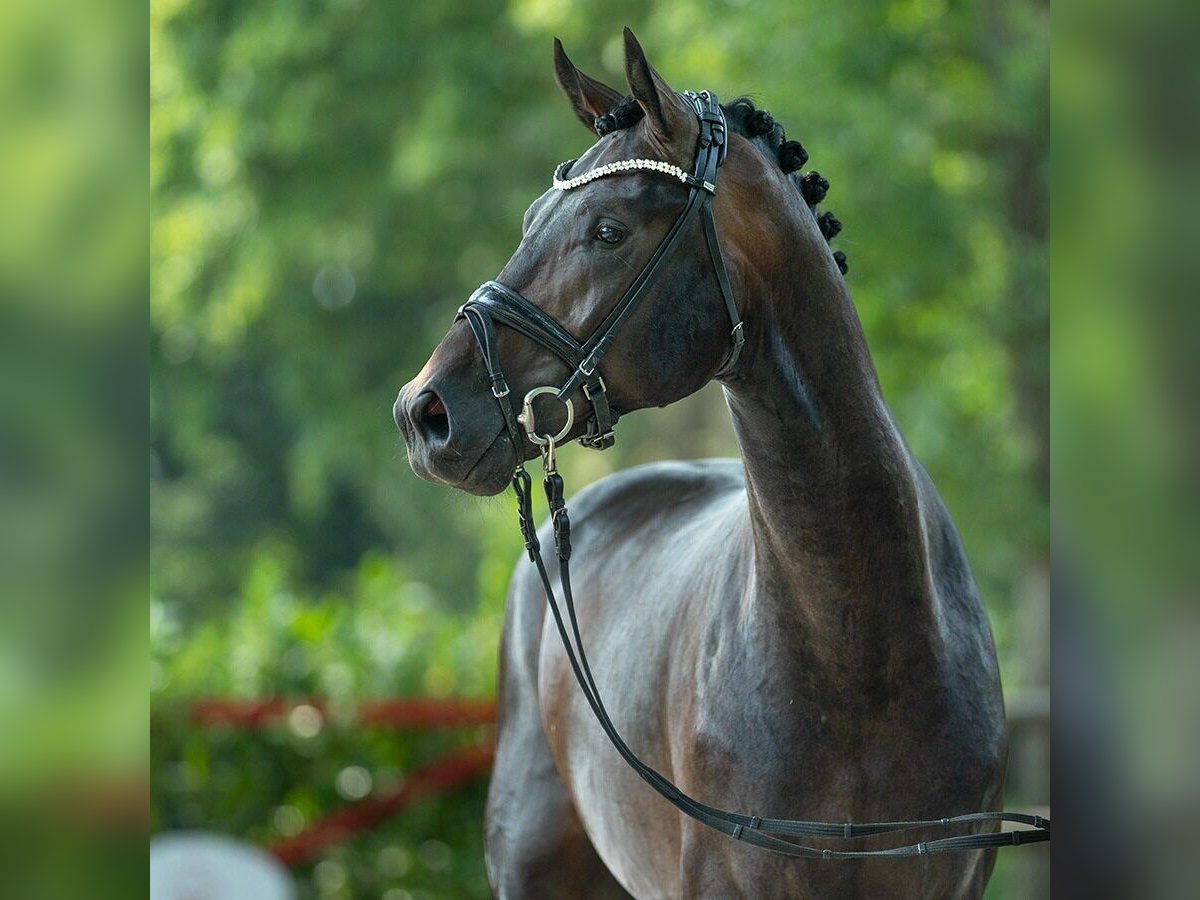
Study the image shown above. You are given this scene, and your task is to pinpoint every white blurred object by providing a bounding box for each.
[150,832,295,900]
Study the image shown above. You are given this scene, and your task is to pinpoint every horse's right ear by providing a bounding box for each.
[554,38,623,136]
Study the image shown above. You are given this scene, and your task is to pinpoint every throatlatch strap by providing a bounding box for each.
[703,203,744,374]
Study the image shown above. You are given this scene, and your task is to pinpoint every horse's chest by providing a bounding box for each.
[681,674,867,816]
[543,637,866,891]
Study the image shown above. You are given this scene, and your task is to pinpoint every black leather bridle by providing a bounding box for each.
[458,90,742,457]
[457,91,1050,859]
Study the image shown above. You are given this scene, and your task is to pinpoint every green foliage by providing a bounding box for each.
[151,542,510,898]
[151,0,1047,895]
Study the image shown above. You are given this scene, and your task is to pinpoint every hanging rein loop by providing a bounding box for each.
[517,459,1050,859]
[470,90,1049,859]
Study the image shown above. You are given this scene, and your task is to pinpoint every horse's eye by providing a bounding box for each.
[594,223,624,244]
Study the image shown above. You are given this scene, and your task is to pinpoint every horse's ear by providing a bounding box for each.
[554,38,623,135]
[622,27,689,143]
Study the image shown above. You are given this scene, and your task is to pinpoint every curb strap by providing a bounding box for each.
[513,474,1051,859]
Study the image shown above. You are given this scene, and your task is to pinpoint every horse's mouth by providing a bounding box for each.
[456,429,515,495]
[407,428,513,496]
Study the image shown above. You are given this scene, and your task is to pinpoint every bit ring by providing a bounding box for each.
[518,386,574,446]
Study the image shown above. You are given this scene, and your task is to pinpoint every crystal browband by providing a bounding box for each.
[552,158,713,194]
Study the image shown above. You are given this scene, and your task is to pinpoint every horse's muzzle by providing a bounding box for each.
[394,379,513,495]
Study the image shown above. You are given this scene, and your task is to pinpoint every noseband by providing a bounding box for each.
[456,91,1050,859]
[457,90,743,457]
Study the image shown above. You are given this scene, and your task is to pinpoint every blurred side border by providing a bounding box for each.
[1054,0,1200,895]
[1,0,1199,894]
[0,0,148,896]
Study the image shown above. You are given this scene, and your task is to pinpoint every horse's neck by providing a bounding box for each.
[723,253,938,674]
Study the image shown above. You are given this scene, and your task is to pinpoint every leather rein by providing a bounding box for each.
[456,91,1050,858]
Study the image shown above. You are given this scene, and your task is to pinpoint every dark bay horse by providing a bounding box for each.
[395,30,1007,898]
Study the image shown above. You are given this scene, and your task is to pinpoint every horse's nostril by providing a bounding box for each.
[412,390,450,443]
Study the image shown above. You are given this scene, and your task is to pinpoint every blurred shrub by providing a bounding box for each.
[150,0,1047,644]
[152,540,512,898]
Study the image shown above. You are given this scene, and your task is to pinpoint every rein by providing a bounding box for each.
[460,91,1050,858]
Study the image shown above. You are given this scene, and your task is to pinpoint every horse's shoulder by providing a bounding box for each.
[568,457,745,520]
[509,458,745,613]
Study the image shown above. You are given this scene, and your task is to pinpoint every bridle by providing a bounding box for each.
[457,90,742,457]
[455,91,1050,858]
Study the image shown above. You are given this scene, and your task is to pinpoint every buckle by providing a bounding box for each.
[577,415,616,450]
[578,430,616,450]
[582,376,607,400]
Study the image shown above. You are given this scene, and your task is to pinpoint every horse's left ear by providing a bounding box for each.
[622,27,690,144]
[554,38,623,135]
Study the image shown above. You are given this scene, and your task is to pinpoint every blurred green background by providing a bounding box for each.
[149,0,1048,896]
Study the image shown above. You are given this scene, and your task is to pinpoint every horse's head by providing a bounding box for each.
[395,29,843,495]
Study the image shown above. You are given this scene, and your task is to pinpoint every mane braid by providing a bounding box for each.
[596,94,848,275]
[593,95,645,137]
[722,97,846,273]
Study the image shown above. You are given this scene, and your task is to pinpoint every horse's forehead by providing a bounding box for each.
[522,184,581,238]
[525,130,685,218]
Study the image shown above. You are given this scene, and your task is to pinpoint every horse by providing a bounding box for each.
[394,29,1008,899]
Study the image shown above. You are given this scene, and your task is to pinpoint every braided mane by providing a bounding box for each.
[593,95,848,275]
